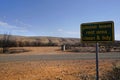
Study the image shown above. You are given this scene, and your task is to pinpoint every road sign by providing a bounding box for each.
[81,21,114,42]
[80,21,114,80]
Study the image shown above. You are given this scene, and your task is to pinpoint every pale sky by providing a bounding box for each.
[0,0,120,40]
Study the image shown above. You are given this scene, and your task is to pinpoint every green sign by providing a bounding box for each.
[80,21,114,42]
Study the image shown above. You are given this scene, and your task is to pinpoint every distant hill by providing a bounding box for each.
[0,34,120,47]
[0,34,80,46]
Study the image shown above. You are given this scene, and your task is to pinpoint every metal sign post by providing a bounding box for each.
[96,42,99,80]
[80,21,114,80]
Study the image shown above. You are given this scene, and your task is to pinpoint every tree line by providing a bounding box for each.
[0,34,120,53]
[0,34,59,53]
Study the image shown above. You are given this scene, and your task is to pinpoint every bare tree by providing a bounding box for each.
[1,33,11,53]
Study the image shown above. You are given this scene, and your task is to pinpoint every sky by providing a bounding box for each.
[0,0,120,40]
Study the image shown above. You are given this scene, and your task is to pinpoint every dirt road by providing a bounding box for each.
[0,52,120,62]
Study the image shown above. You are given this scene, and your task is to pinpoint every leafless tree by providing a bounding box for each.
[1,33,11,53]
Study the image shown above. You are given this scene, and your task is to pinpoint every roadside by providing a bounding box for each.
[0,60,119,80]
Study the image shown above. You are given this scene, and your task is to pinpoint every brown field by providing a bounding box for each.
[0,60,119,80]
[0,47,120,80]
[23,47,64,54]
[10,47,63,54]
[0,47,65,55]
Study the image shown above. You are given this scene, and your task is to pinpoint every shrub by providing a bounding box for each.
[101,63,120,80]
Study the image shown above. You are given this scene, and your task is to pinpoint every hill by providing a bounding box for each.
[0,34,80,46]
[0,34,120,47]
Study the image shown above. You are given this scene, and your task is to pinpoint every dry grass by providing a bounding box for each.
[0,47,119,80]
[0,47,64,55]
[0,60,119,80]
[22,47,62,54]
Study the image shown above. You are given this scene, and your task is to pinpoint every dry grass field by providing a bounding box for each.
[0,60,119,80]
[0,47,64,55]
[0,47,120,80]
[11,47,62,54]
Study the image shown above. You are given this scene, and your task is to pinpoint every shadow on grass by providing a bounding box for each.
[0,48,31,54]
[10,49,31,54]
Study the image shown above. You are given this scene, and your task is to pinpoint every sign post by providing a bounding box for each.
[80,21,114,80]
[96,42,99,80]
